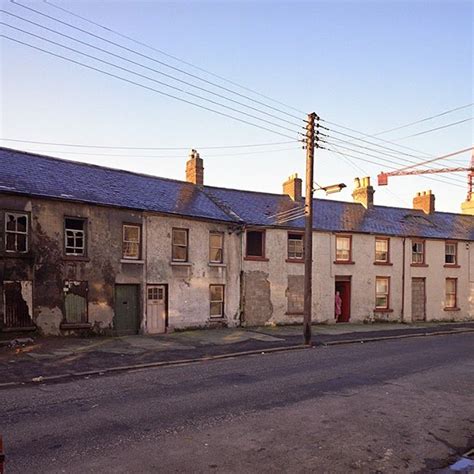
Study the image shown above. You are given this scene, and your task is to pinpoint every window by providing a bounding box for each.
[246,230,265,258]
[64,218,86,256]
[210,285,224,318]
[172,228,188,262]
[5,212,28,253]
[412,240,424,264]
[445,278,457,309]
[445,242,457,265]
[288,233,304,260]
[375,238,389,263]
[335,235,351,262]
[123,224,141,259]
[209,232,224,263]
[375,277,390,309]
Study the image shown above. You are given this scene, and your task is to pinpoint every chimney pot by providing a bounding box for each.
[186,149,204,185]
[413,190,435,214]
[283,173,302,201]
[352,176,374,209]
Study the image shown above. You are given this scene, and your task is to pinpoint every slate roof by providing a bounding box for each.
[1,147,473,241]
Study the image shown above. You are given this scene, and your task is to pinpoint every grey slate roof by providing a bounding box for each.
[1,147,473,241]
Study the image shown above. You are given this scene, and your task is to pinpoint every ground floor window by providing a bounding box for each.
[210,285,225,318]
[375,277,390,309]
[445,278,457,309]
[63,281,88,324]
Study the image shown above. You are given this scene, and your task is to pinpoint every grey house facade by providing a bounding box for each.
[1,147,473,335]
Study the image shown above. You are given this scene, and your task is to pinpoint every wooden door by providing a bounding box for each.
[114,285,140,335]
[3,281,34,329]
[412,278,426,322]
[335,280,351,322]
[146,285,167,334]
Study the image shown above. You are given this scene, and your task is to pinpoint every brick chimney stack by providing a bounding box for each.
[186,149,204,185]
[413,190,435,214]
[352,176,374,209]
[283,173,302,201]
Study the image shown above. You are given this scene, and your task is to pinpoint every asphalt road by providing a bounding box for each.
[1,333,473,473]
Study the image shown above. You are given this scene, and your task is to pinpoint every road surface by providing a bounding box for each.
[1,333,473,473]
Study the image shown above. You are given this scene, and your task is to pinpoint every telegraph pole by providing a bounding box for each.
[303,112,316,345]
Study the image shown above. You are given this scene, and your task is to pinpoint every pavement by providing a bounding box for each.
[1,333,473,473]
[1,321,473,386]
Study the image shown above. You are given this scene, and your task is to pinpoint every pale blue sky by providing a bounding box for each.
[1,0,473,212]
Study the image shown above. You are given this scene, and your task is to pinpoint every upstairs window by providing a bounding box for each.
[445,278,457,309]
[64,218,86,256]
[209,232,224,263]
[335,235,352,262]
[246,230,265,259]
[375,238,389,263]
[5,212,28,253]
[412,240,425,264]
[123,224,141,260]
[445,242,457,265]
[375,277,390,310]
[172,228,188,262]
[288,233,304,260]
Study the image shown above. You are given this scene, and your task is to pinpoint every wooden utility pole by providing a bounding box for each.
[303,112,316,345]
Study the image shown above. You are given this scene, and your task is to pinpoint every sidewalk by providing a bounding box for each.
[1,322,473,386]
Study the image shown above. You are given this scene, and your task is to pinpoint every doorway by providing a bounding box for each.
[411,278,426,322]
[114,284,140,335]
[146,285,167,334]
[335,277,351,323]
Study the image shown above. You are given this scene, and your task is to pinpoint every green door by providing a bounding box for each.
[114,285,140,335]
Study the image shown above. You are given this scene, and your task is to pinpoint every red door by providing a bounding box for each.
[335,281,351,322]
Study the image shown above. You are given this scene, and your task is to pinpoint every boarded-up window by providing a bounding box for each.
[5,213,28,253]
[123,224,141,259]
[63,281,88,324]
[210,285,224,318]
[3,281,33,328]
[287,275,304,314]
[65,218,86,256]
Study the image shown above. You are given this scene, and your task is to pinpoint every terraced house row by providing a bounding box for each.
[1,147,473,335]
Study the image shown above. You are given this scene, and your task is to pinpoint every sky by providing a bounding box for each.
[1,0,473,213]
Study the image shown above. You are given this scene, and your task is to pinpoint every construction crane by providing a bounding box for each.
[377,147,474,201]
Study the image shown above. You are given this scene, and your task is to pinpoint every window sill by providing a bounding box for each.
[285,312,304,316]
[374,262,393,266]
[443,307,460,312]
[60,322,91,330]
[443,264,460,268]
[333,260,355,265]
[63,256,90,262]
[120,259,144,264]
[244,257,269,262]
[209,316,226,320]
[410,263,428,267]
[208,263,226,268]
[374,308,394,313]
[286,258,304,264]
[170,261,192,266]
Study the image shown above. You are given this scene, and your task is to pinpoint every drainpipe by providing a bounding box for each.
[401,237,406,323]
[238,225,245,326]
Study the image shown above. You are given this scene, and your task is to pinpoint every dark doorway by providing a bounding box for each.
[3,281,34,329]
[335,279,351,323]
[114,284,140,335]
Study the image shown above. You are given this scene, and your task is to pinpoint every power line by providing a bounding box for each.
[0,34,298,140]
[1,24,302,137]
[0,137,299,150]
[1,9,304,130]
[43,0,307,117]
[398,118,473,139]
[370,103,473,136]
[10,0,307,124]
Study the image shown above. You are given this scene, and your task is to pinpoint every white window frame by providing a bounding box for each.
[288,233,304,260]
[210,284,225,318]
[412,240,425,264]
[375,277,390,309]
[335,235,351,262]
[375,238,389,263]
[172,228,189,262]
[5,212,28,253]
[64,218,86,256]
[122,224,141,260]
[209,232,224,263]
[445,278,457,309]
[445,242,457,265]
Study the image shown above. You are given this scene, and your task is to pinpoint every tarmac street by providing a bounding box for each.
[1,333,473,473]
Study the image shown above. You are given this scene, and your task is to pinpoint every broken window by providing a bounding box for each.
[375,238,389,263]
[375,277,390,309]
[288,233,304,260]
[172,228,188,262]
[123,224,141,259]
[246,230,265,258]
[445,278,457,309]
[335,236,352,262]
[65,218,86,256]
[5,212,28,253]
[445,242,457,265]
[63,281,88,324]
[209,232,224,263]
[3,281,33,328]
[210,285,224,318]
[412,240,424,264]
